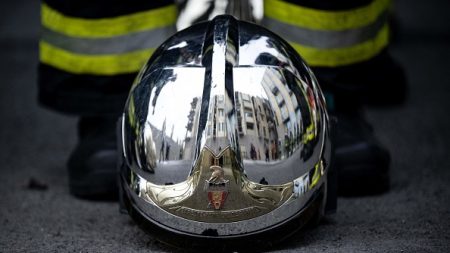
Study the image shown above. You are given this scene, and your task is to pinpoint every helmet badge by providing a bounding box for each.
[206,157,229,210]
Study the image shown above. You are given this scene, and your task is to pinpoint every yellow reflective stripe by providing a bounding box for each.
[41,3,177,38]
[264,0,390,31]
[291,24,389,67]
[40,41,154,75]
[309,163,321,189]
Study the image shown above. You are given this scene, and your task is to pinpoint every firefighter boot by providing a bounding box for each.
[68,116,118,200]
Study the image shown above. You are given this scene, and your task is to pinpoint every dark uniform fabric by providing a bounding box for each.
[43,0,172,18]
[39,65,135,116]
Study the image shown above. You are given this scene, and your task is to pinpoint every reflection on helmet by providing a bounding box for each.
[119,15,331,247]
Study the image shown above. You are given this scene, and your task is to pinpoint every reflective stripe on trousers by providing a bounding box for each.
[39,3,177,75]
[263,0,391,67]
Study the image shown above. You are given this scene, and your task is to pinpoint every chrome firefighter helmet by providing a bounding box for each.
[119,15,333,249]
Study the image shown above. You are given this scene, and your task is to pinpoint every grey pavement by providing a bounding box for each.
[1,0,450,252]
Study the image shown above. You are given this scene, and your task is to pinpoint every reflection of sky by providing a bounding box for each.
[239,36,282,66]
[233,67,268,99]
[147,67,205,142]
[167,41,188,50]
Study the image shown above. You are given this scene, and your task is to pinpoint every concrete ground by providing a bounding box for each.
[1,0,449,252]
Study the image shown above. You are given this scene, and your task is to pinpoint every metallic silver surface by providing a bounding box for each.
[176,0,261,30]
[120,15,331,237]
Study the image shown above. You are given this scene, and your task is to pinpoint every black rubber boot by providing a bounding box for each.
[68,116,118,200]
[313,50,401,196]
[333,110,390,196]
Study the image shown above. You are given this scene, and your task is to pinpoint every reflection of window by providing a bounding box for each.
[218,95,224,102]
[276,94,284,105]
[291,94,298,108]
[240,146,247,159]
[245,110,253,118]
[246,122,254,130]
[271,85,279,95]
[218,122,225,132]
[238,117,243,133]
[296,109,301,122]
[281,105,289,120]
[218,109,224,117]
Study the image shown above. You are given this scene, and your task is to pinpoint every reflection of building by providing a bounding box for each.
[206,95,226,139]
[182,97,201,160]
[149,122,182,162]
[262,71,298,135]
[204,95,230,152]
[261,70,315,158]
[179,70,313,161]
[235,91,281,160]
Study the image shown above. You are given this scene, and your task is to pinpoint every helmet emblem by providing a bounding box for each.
[207,165,227,184]
[205,159,229,210]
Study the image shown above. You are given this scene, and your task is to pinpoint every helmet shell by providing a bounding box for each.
[119,15,331,248]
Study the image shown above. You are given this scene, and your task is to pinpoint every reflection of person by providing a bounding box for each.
[179,145,184,160]
[271,141,277,160]
[289,131,293,155]
[250,143,257,160]
[159,141,166,162]
[284,134,290,157]
[165,144,171,161]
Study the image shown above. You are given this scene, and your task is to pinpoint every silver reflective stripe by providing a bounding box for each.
[262,11,388,49]
[41,26,176,55]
